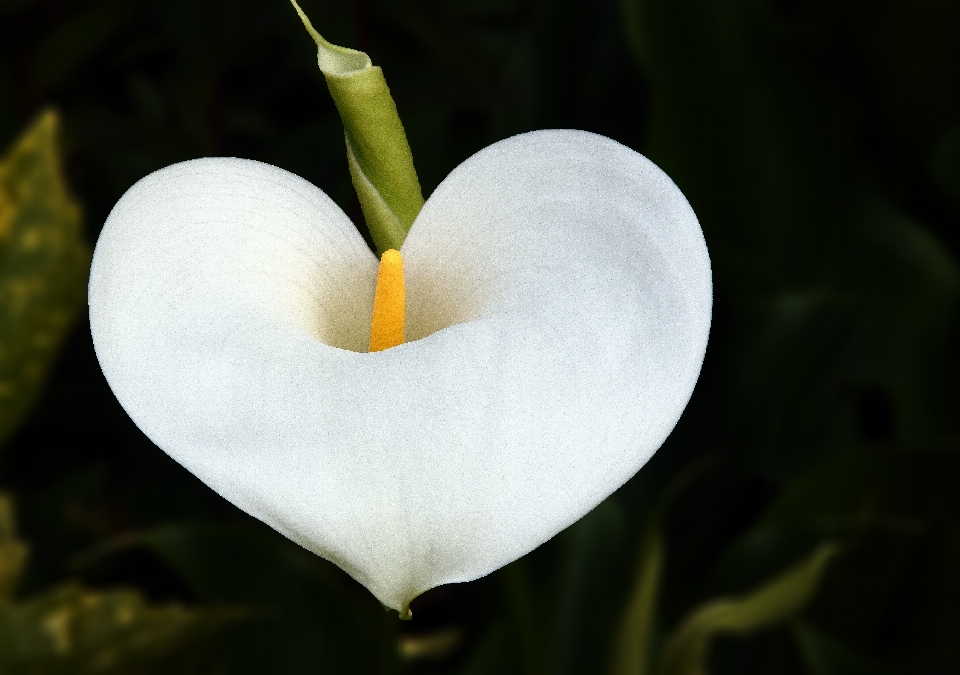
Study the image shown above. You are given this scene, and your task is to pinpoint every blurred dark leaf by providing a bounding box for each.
[500,558,544,675]
[628,0,960,477]
[610,461,711,675]
[132,522,393,674]
[610,510,662,675]
[931,124,960,210]
[793,622,895,675]
[850,1,960,151]
[0,582,242,674]
[546,497,625,675]
[0,110,89,448]
[456,622,512,675]
[659,542,837,675]
[0,493,240,674]
[698,443,959,673]
[31,2,129,96]
[0,493,28,602]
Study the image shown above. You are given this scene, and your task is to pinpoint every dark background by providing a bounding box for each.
[1,0,958,673]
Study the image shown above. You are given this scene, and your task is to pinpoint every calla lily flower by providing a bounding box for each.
[88,130,711,617]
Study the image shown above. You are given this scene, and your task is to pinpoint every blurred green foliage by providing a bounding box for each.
[657,542,838,675]
[0,0,957,673]
[0,494,243,674]
[0,111,89,446]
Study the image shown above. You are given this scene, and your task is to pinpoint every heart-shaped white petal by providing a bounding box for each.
[89,130,711,613]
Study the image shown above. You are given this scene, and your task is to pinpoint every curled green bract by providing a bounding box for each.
[291,0,424,255]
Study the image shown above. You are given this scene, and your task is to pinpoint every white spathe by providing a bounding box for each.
[89,130,711,614]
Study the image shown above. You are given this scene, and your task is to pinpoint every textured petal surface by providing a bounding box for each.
[89,130,711,612]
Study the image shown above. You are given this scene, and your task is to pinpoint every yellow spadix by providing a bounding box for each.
[369,249,405,352]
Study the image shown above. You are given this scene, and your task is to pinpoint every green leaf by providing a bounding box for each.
[290,0,424,255]
[0,110,90,446]
[0,583,243,674]
[658,542,838,675]
[0,493,28,604]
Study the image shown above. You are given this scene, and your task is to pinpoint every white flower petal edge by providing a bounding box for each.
[89,130,711,613]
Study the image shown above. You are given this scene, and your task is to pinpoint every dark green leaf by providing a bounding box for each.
[793,622,896,675]
[135,522,390,674]
[659,542,838,675]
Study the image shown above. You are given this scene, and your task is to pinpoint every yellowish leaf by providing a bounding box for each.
[0,110,90,445]
[0,583,244,672]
